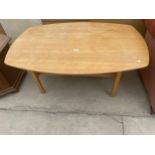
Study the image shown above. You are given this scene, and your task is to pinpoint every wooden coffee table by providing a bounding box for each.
[5,22,149,96]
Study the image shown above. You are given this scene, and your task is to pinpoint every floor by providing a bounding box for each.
[0,71,155,135]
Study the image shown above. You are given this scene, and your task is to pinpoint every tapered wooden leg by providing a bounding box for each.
[31,72,45,94]
[111,72,122,96]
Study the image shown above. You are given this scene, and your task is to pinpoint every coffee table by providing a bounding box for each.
[5,22,149,96]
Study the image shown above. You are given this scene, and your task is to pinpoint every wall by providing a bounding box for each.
[0,23,6,34]
[0,19,42,41]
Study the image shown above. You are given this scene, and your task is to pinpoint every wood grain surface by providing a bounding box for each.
[5,22,149,75]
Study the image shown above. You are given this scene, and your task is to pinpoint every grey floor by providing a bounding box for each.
[0,71,154,134]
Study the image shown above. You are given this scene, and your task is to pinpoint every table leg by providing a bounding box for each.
[111,72,122,96]
[31,71,45,94]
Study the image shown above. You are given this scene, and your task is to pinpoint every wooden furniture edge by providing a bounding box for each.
[0,70,26,96]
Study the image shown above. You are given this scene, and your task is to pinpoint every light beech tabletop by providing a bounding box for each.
[5,22,149,75]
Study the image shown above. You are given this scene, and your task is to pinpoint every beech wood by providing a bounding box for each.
[5,22,149,95]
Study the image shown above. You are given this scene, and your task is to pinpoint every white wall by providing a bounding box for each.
[0,19,42,41]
